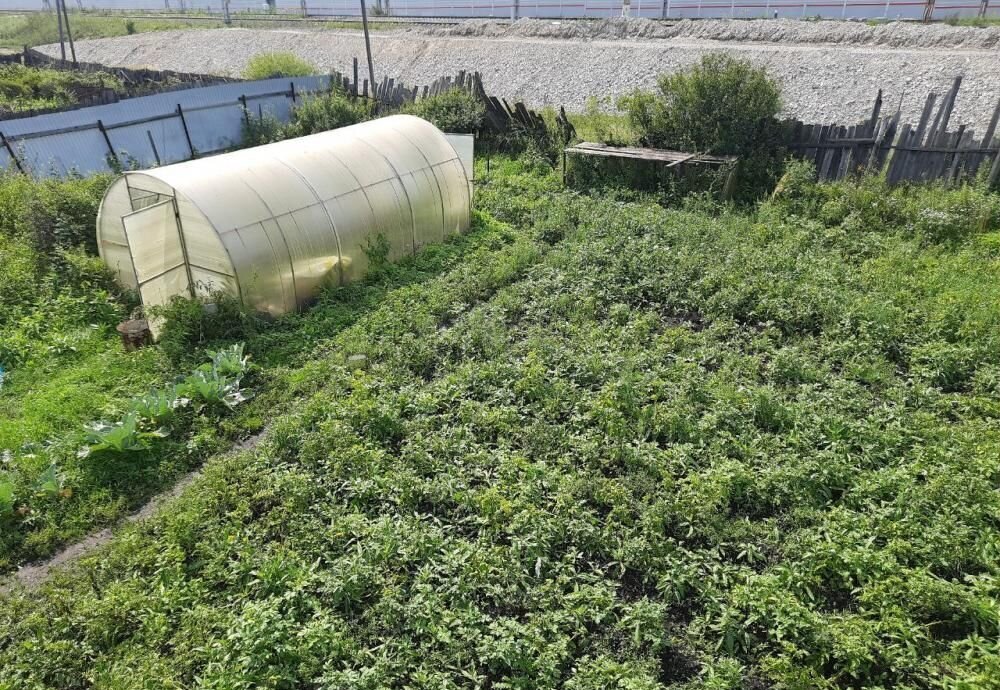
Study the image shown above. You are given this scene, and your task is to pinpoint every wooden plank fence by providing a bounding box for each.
[789,78,1000,187]
[329,61,574,139]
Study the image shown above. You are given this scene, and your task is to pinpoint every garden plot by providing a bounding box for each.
[2,158,1000,687]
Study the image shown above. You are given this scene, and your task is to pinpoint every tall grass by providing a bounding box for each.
[0,12,222,50]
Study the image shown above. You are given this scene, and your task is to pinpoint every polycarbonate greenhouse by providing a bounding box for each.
[96,115,472,329]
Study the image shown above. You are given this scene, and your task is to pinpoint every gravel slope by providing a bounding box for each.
[38,20,1000,129]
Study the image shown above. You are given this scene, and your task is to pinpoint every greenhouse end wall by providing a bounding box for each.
[97,115,472,326]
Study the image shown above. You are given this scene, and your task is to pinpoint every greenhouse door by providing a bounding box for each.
[121,198,194,319]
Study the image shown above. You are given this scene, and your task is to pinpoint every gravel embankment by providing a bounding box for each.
[38,19,1000,128]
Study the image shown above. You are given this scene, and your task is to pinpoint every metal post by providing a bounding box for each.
[55,0,67,66]
[176,104,195,158]
[979,0,990,18]
[841,0,847,18]
[360,0,377,102]
[0,131,25,175]
[301,0,308,17]
[60,0,77,66]
[97,120,118,167]
[922,0,935,21]
[146,130,161,166]
[223,0,231,24]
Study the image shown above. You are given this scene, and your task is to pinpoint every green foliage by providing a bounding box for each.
[3,140,1000,689]
[618,54,781,156]
[0,169,113,255]
[129,385,186,426]
[1,344,252,567]
[0,479,13,517]
[152,293,260,368]
[616,54,786,201]
[0,12,224,49]
[401,88,486,133]
[283,86,374,137]
[243,87,374,146]
[243,52,316,80]
[570,95,639,146]
[240,107,285,147]
[79,413,165,459]
[3,157,1000,688]
[0,64,124,114]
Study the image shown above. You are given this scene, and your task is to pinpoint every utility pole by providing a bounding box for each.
[922,0,936,21]
[360,0,376,102]
[55,0,67,66]
[59,0,78,67]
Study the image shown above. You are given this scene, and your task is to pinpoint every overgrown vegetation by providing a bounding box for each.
[0,12,222,50]
[243,52,316,80]
[2,156,1000,687]
[572,55,786,203]
[0,63,124,114]
[243,86,483,146]
[401,87,486,134]
[0,160,521,571]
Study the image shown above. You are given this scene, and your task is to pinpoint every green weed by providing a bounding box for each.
[243,52,316,80]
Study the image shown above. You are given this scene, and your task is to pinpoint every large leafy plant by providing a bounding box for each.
[78,413,167,459]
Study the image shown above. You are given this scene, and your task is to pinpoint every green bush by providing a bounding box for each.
[617,54,786,201]
[152,293,261,367]
[0,169,113,256]
[243,52,316,80]
[0,64,124,114]
[401,88,485,134]
[283,86,374,138]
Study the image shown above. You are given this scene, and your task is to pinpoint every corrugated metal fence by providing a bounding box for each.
[0,75,333,176]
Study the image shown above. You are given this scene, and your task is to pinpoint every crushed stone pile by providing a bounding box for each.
[424,17,1000,49]
[35,21,1000,130]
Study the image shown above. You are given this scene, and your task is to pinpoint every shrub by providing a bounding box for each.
[401,88,485,134]
[284,87,374,138]
[0,170,113,256]
[617,54,786,201]
[243,53,316,80]
[0,64,124,114]
[152,293,260,367]
[241,107,285,147]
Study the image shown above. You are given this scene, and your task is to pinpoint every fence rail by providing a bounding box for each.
[2,0,997,21]
[788,78,1000,186]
